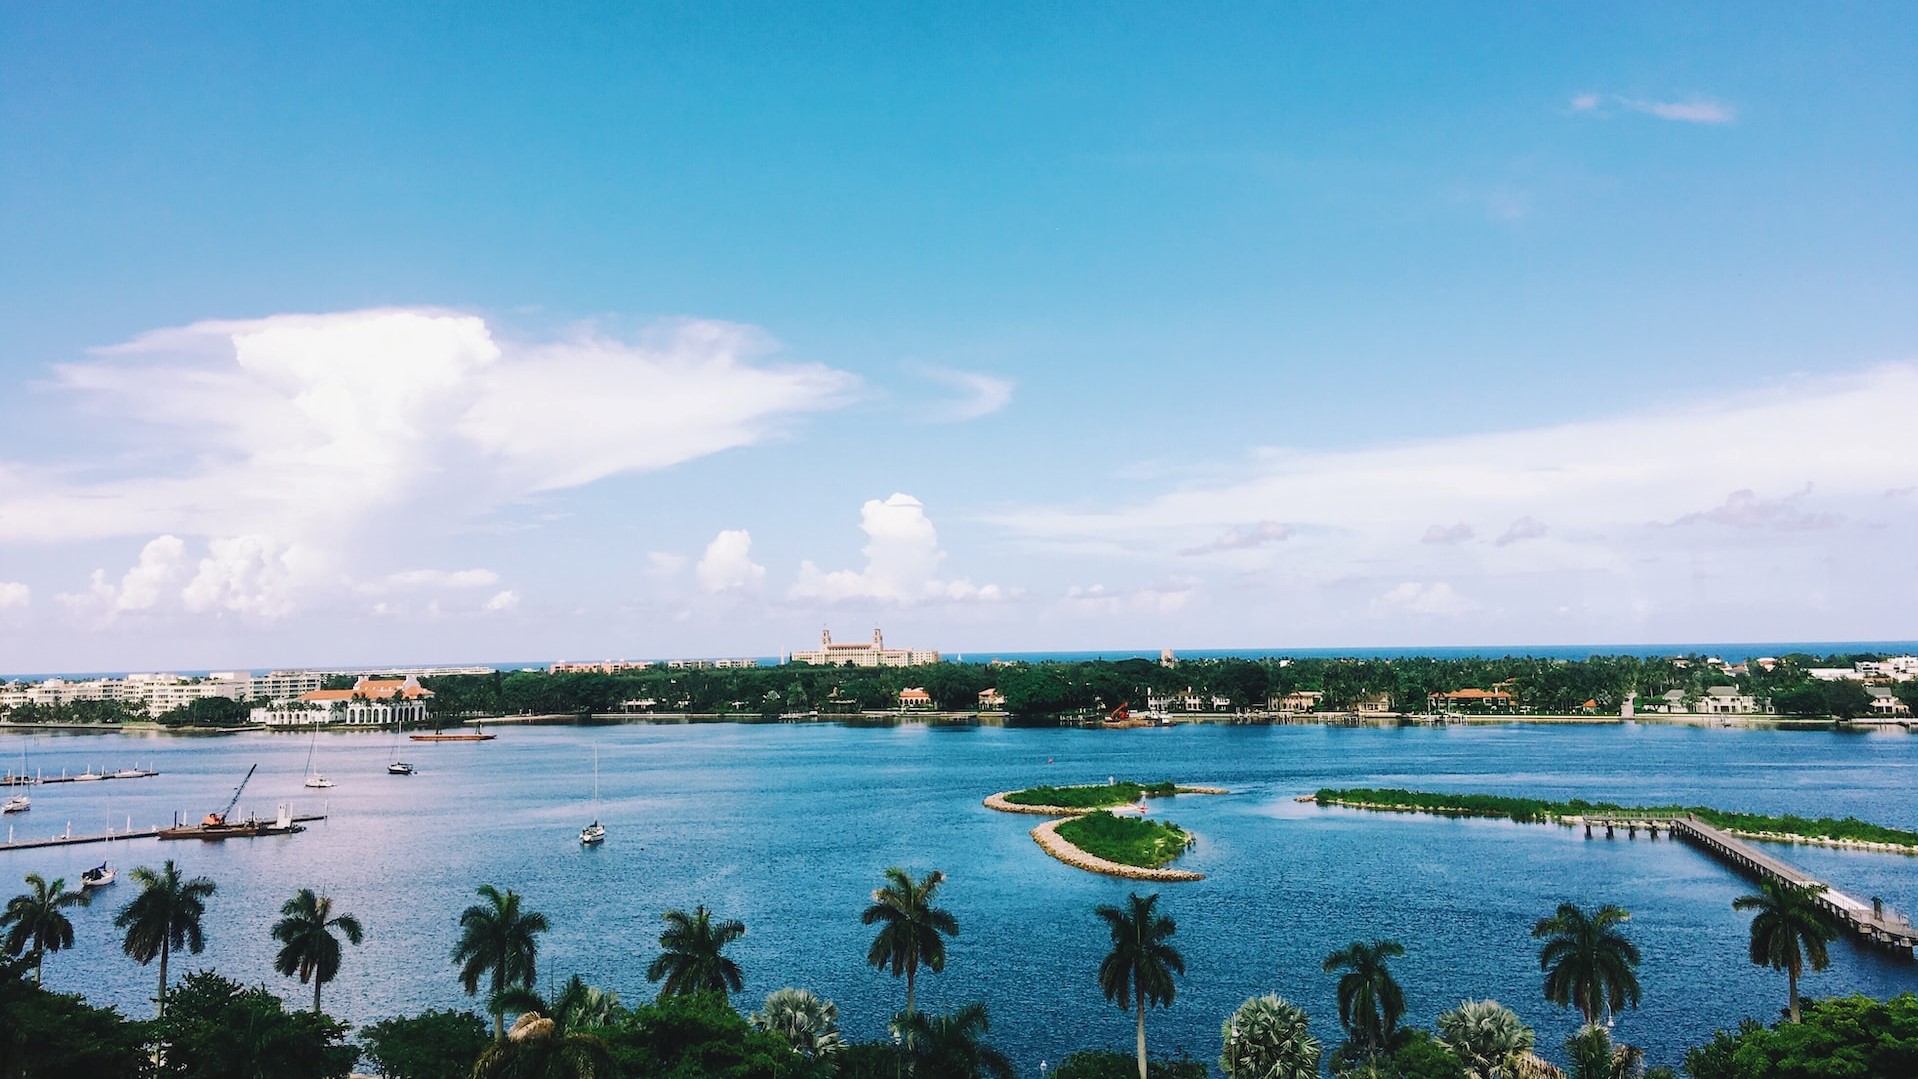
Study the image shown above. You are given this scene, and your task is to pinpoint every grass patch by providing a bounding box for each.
[1057,811,1194,868]
[1316,787,1918,847]
[1004,781,1178,809]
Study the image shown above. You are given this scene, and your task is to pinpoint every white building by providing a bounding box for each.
[788,629,938,668]
[1698,686,1769,715]
[250,676,434,728]
[1868,687,1912,719]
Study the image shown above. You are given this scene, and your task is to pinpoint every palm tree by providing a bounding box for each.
[473,1011,617,1079]
[453,884,550,1039]
[1220,994,1322,1079]
[890,1002,1016,1079]
[1532,903,1640,1026]
[1322,938,1407,1064]
[862,867,959,1016]
[646,905,746,998]
[1095,891,1184,1079]
[270,888,364,1013]
[1732,879,1839,1023]
[0,873,90,985]
[112,860,217,1019]
[1436,999,1536,1079]
[752,987,845,1060]
[1565,1025,1644,1079]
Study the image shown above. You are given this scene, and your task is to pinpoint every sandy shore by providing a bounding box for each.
[1029,817,1206,882]
[982,785,1229,816]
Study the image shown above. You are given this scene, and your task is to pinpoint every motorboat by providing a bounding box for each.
[387,761,415,775]
[112,768,145,779]
[1,795,28,814]
[80,863,114,889]
[74,768,103,781]
[580,820,606,845]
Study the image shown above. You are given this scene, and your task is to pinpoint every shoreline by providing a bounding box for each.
[1307,794,1918,856]
[982,785,1230,817]
[1028,817,1206,882]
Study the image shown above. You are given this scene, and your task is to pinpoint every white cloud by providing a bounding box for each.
[1421,522,1475,545]
[0,581,28,610]
[917,366,1015,421]
[1571,92,1736,124]
[3,307,856,622]
[57,534,189,620]
[695,529,766,593]
[1179,520,1292,556]
[1063,580,1195,616]
[647,552,689,577]
[1665,488,1839,532]
[1494,516,1550,547]
[1374,582,1472,618]
[791,493,1002,603]
[484,590,520,613]
[379,568,501,590]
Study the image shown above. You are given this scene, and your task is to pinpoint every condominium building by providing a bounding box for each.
[787,628,939,668]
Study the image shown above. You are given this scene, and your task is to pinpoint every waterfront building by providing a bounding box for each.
[1699,686,1770,715]
[787,628,938,668]
[898,687,933,710]
[1354,693,1394,716]
[551,660,654,674]
[250,676,433,728]
[1868,687,1912,718]
[1270,690,1324,713]
[978,687,1006,710]
[665,657,760,669]
[1429,688,1516,712]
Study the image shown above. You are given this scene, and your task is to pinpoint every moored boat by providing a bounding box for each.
[580,820,606,845]
[80,862,114,889]
[387,761,415,775]
[1,795,28,814]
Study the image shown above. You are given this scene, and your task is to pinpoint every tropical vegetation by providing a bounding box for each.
[861,866,958,1015]
[1323,938,1408,1066]
[0,872,89,984]
[1003,781,1181,809]
[112,859,218,1020]
[1095,891,1185,1079]
[270,888,364,1013]
[646,905,747,998]
[1533,904,1641,1027]
[1220,994,1321,1079]
[1732,879,1839,1023]
[1314,788,1918,848]
[452,883,550,1039]
[1056,811,1195,868]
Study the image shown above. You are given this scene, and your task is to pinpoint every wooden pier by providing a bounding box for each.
[3,768,160,787]
[3,815,324,852]
[1582,813,1918,952]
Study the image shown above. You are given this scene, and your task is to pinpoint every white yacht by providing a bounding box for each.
[1,795,28,814]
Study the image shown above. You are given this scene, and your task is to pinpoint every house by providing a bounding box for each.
[1868,687,1911,718]
[251,676,433,728]
[978,688,1006,710]
[1698,686,1768,715]
[1428,688,1516,712]
[1271,690,1323,713]
[1354,693,1394,716]
[898,687,933,711]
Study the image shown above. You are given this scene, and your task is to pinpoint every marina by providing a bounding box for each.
[1,766,159,786]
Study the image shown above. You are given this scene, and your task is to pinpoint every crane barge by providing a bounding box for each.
[158,764,314,840]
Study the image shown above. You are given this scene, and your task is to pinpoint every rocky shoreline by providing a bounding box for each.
[1029,817,1206,882]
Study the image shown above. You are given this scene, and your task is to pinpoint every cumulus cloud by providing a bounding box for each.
[791,493,1002,603]
[695,529,766,593]
[916,366,1015,422]
[1494,516,1550,547]
[1374,581,1472,617]
[58,534,190,620]
[1179,520,1293,556]
[1664,488,1840,532]
[1571,92,1736,124]
[484,590,520,613]
[0,581,28,610]
[5,307,855,620]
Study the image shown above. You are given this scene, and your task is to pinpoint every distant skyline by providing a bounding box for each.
[2,5,1915,671]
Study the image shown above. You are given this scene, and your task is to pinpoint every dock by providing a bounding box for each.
[3,768,160,786]
[3,815,325,852]
[1582,814,1918,952]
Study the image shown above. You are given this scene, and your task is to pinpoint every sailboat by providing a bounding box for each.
[387,715,414,775]
[302,718,334,788]
[80,862,115,889]
[1,794,26,814]
[579,747,606,845]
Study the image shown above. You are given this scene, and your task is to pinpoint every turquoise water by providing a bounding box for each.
[3,721,1916,1073]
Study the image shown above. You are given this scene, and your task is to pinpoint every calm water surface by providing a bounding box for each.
[3,721,1916,1074]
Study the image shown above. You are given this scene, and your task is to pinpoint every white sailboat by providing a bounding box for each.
[302,718,334,788]
[80,862,115,889]
[387,716,414,775]
[580,747,606,845]
[1,795,27,814]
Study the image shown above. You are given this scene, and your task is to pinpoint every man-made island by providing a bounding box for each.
[986,780,1224,881]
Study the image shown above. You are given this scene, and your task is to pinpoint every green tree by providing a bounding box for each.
[862,867,959,1016]
[473,1011,617,1079]
[1323,938,1407,1065]
[360,1009,491,1079]
[1563,1025,1642,1079]
[1096,891,1185,1079]
[113,860,217,1019]
[647,905,746,998]
[1374,1030,1471,1079]
[891,1002,1016,1079]
[270,888,364,1014]
[599,991,822,1079]
[0,953,149,1079]
[1220,994,1321,1079]
[1732,879,1839,1023]
[153,969,356,1079]
[1053,1049,1208,1079]
[1435,999,1535,1079]
[1681,994,1918,1079]
[1532,904,1640,1026]
[0,872,90,984]
[452,884,550,1039]
[750,988,844,1061]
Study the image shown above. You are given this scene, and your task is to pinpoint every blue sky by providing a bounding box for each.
[1,3,1914,671]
